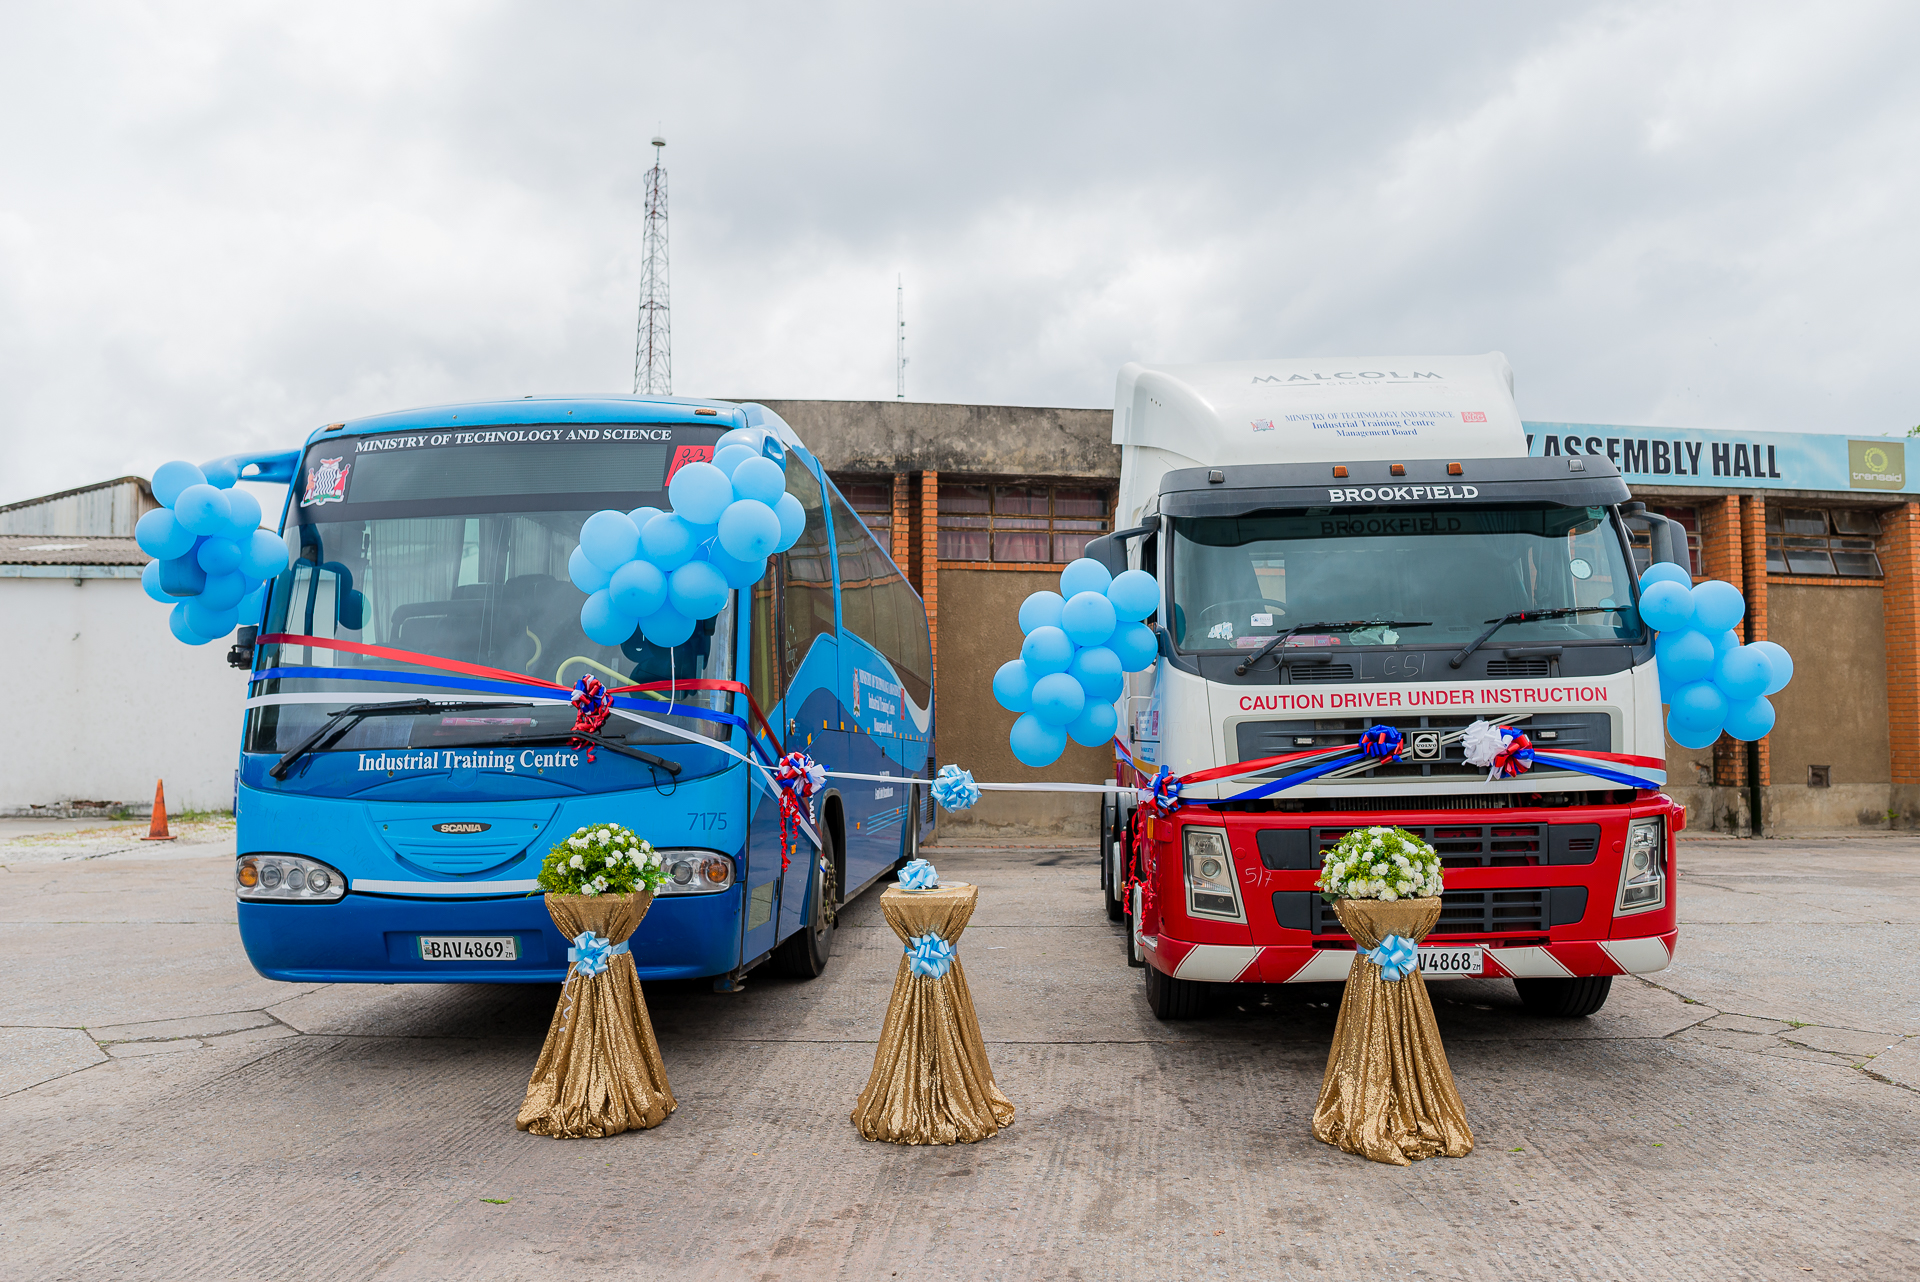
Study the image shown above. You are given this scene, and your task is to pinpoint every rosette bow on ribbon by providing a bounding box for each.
[905,931,955,979]
[773,751,827,872]
[567,930,631,977]
[931,764,981,812]
[1146,764,1183,814]
[569,675,614,760]
[1462,719,1535,781]
[1362,933,1419,982]
[1357,724,1406,759]
[897,858,939,890]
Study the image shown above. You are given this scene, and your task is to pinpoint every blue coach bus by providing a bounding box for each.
[234,396,934,987]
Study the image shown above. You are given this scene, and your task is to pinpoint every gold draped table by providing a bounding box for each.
[1312,897,1474,1165]
[517,891,676,1139]
[852,883,1015,1145]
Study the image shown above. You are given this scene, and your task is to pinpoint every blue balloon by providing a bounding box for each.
[141,560,179,603]
[1749,640,1793,695]
[174,484,232,536]
[580,590,638,646]
[1667,714,1723,751]
[1009,712,1068,768]
[200,458,240,489]
[731,456,786,506]
[992,659,1034,712]
[1018,591,1065,635]
[1638,580,1694,632]
[1068,645,1125,703]
[773,492,806,552]
[711,444,756,477]
[1059,557,1112,599]
[1714,645,1773,702]
[1668,681,1728,735]
[641,513,700,571]
[668,559,730,619]
[707,546,768,589]
[1106,569,1158,622]
[1710,629,1740,661]
[1109,621,1158,672]
[1067,699,1119,748]
[135,508,196,559]
[197,537,243,577]
[610,559,668,619]
[338,589,366,631]
[236,584,267,625]
[668,461,734,526]
[199,572,247,610]
[168,603,213,645]
[151,460,205,509]
[241,530,290,580]
[624,505,663,529]
[580,510,641,572]
[1020,625,1074,676]
[569,545,613,594]
[1639,562,1693,590]
[1031,672,1086,726]
[222,487,263,538]
[718,497,782,561]
[1656,628,1716,685]
[1722,695,1777,742]
[158,552,206,598]
[1691,579,1745,633]
[1061,590,1118,647]
[639,604,696,647]
[185,598,239,639]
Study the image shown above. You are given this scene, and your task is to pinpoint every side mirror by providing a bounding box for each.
[227,624,257,670]
[1082,522,1154,576]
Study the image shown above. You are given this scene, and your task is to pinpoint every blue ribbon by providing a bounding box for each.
[897,858,939,890]
[1149,764,1184,812]
[1362,934,1419,982]
[931,764,981,812]
[1357,724,1405,758]
[566,930,631,977]
[905,932,954,978]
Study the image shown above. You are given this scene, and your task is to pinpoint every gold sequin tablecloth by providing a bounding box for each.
[852,883,1015,1145]
[516,891,676,1139]
[1311,897,1474,1165]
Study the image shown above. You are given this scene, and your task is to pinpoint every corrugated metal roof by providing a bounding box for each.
[0,535,150,566]
[0,477,159,537]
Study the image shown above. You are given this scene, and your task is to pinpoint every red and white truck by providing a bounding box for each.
[1086,354,1682,1018]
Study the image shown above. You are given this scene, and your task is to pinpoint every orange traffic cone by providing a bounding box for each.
[141,779,175,842]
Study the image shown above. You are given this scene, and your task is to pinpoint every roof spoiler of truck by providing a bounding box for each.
[1083,523,1155,576]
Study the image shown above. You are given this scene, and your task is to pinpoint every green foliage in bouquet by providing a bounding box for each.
[537,823,667,896]
[1317,825,1444,904]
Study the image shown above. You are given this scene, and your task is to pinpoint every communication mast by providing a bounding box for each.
[633,136,672,395]
[896,274,907,400]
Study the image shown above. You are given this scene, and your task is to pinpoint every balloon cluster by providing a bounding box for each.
[135,460,292,646]
[993,558,1159,768]
[1638,564,1794,750]
[568,430,804,648]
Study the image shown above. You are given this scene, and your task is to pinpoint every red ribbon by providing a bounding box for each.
[569,676,613,760]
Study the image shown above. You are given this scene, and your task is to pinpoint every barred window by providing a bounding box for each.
[834,477,892,538]
[1765,507,1882,577]
[937,482,1112,564]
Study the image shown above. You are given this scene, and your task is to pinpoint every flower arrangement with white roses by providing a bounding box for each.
[537,823,666,896]
[1317,826,1444,903]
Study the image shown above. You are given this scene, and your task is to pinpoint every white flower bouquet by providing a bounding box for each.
[1317,826,1444,903]
[537,823,666,896]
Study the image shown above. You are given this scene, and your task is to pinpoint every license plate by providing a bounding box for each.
[419,935,519,962]
[1417,946,1482,977]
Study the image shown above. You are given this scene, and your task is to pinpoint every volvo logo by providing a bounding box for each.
[432,822,492,834]
[1410,732,1441,761]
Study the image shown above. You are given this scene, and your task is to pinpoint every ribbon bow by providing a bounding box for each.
[1145,764,1183,814]
[1357,724,1406,759]
[931,764,981,812]
[1461,719,1534,780]
[773,751,827,872]
[566,930,630,978]
[905,932,954,978]
[897,858,939,890]
[570,675,614,760]
[1362,933,1419,981]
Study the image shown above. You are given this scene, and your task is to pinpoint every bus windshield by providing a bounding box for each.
[1169,504,1642,652]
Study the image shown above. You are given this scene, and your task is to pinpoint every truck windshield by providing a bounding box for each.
[245,423,737,757]
[1169,505,1641,652]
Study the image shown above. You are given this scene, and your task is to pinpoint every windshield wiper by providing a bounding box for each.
[1449,606,1626,669]
[1234,619,1432,677]
[269,699,527,780]
[502,732,683,776]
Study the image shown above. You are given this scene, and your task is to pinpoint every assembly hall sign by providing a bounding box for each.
[1525,423,1909,493]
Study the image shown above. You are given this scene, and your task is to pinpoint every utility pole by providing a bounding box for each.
[633,136,671,395]
[896,274,908,400]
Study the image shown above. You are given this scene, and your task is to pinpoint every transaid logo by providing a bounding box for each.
[1462,411,1487,423]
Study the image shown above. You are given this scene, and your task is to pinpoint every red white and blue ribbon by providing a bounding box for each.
[1147,764,1184,814]
[1357,725,1406,759]
[569,675,613,759]
[773,752,826,871]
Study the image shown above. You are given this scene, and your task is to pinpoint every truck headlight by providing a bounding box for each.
[655,852,735,895]
[238,854,346,902]
[1182,826,1244,921]
[1615,817,1666,914]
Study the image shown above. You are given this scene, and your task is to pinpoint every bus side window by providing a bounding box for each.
[779,460,835,690]
[830,489,875,643]
[882,574,932,710]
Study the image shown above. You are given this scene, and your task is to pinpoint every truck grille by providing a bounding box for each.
[1256,822,1601,869]
[1234,712,1612,781]
[1312,889,1549,937]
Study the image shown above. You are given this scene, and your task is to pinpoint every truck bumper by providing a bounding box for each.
[1137,926,1679,983]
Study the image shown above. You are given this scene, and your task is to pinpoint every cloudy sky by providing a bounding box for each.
[3,1,1915,505]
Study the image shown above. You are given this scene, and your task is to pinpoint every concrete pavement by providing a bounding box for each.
[1,830,1916,1280]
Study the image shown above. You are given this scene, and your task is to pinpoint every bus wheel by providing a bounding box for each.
[1144,964,1211,1020]
[1515,975,1612,1017]
[772,834,838,979]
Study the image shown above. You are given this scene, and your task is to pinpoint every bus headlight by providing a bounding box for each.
[1615,818,1666,914]
[655,852,735,895]
[1182,826,1244,921]
[238,854,346,902]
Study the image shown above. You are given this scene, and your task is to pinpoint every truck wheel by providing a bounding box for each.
[1515,975,1612,1017]
[1145,963,1211,1019]
[771,833,837,979]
